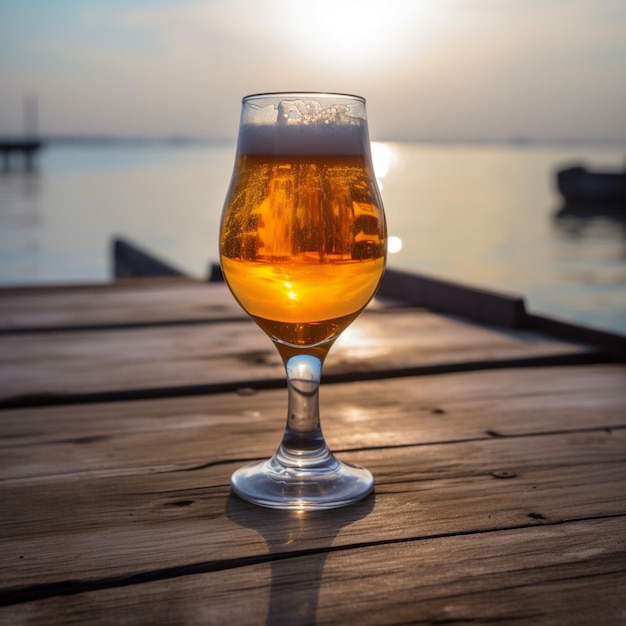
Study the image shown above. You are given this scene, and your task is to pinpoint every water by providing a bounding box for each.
[1,140,624,335]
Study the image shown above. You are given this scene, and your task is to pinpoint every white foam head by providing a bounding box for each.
[237,94,370,156]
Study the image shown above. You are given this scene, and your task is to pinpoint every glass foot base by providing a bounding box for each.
[230,454,374,510]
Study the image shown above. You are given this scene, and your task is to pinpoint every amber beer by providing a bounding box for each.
[220,108,386,353]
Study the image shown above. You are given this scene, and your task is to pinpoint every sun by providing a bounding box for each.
[279,0,437,70]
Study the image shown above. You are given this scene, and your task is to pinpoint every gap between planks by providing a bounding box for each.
[0,352,611,411]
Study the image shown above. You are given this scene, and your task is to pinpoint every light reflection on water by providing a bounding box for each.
[0,140,624,334]
[376,141,626,334]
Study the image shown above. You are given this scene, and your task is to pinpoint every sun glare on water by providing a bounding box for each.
[370,143,402,255]
[371,142,397,185]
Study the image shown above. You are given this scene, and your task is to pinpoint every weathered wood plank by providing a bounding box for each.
[527,311,626,361]
[0,268,522,333]
[0,280,623,625]
[2,517,623,625]
[379,269,626,359]
[1,421,624,589]
[0,279,386,333]
[1,365,624,480]
[0,280,245,332]
[378,266,527,328]
[0,309,603,407]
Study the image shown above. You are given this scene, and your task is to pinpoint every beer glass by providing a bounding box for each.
[220,92,387,509]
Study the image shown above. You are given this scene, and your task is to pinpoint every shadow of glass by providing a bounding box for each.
[226,493,375,625]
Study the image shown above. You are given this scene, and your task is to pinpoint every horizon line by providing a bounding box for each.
[1,133,625,147]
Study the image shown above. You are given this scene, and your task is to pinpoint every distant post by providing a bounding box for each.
[23,95,38,169]
[23,94,39,139]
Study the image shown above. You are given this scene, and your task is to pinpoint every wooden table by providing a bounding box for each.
[1,275,625,625]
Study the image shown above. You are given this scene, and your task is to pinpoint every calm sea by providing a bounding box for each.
[1,140,625,334]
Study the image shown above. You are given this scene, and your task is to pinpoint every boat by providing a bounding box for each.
[556,164,626,206]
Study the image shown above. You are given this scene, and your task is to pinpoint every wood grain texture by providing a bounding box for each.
[2,430,624,576]
[2,518,623,625]
[0,271,522,332]
[0,280,244,331]
[0,281,624,625]
[1,366,624,593]
[0,308,603,406]
[1,365,624,480]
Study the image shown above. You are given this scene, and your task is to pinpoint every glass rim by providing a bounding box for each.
[242,91,366,104]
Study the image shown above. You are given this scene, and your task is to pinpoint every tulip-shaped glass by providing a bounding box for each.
[220,92,387,509]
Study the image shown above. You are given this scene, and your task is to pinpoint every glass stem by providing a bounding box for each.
[275,354,333,469]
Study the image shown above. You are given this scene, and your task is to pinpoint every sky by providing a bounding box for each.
[1,0,625,142]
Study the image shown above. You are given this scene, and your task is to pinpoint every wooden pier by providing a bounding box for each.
[0,140,44,170]
[0,269,624,624]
